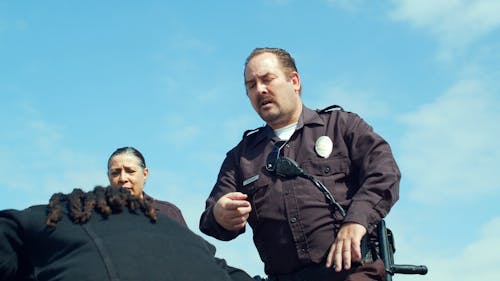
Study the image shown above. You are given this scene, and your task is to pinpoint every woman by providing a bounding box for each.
[107,147,187,226]
[0,186,254,281]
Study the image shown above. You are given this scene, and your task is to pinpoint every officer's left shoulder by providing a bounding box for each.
[242,127,262,138]
[316,104,345,114]
[315,105,363,124]
[316,104,361,116]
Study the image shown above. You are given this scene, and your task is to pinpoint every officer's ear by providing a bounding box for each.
[290,71,301,94]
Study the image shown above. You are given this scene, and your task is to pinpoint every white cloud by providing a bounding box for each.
[410,216,500,281]
[27,120,63,151]
[267,0,293,5]
[326,0,366,12]
[15,19,29,31]
[398,78,499,203]
[310,80,392,120]
[0,116,63,192]
[162,115,202,147]
[167,33,215,54]
[393,216,500,281]
[390,0,500,59]
[0,103,104,208]
[0,17,29,33]
[223,114,261,140]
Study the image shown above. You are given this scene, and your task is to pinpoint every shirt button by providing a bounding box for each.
[324,167,330,174]
[290,217,297,223]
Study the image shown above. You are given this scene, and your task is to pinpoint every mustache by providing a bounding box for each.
[257,96,274,106]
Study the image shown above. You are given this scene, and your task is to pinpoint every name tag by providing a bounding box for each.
[243,175,259,186]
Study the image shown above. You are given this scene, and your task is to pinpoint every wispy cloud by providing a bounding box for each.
[167,33,215,54]
[0,16,29,33]
[398,78,499,203]
[267,0,293,5]
[162,115,202,147]
[326,0,366,12]
[27,120,63,151]
[311,80,392,120]
[426,216,500,281]
[390,0,500,59]
[0,102,104,208]
[392,216,500,281]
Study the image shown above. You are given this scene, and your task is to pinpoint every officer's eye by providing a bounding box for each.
[262,74,276,85]
[246,81,256,89]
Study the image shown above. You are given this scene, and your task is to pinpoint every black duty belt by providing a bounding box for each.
[268,263,337,281]
[268,235,377,281]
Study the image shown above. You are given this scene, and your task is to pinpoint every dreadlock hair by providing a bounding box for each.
[46,185,157,227]
[46,192,67,227]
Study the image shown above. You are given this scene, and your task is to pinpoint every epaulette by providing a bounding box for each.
[316,104,344,113]
[242,126,263,138]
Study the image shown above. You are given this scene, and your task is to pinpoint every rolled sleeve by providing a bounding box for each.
[199,149,245,241]
[342,113,401,232]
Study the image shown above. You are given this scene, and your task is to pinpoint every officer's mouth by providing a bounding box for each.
[260,99,274,109]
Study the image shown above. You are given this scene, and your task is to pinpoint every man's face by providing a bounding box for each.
[244,52,302,129]
[107,154,148,198]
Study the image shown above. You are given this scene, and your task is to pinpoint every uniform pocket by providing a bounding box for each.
[301,155,350,179]
[300,155,351,210]
[239,174,272,222]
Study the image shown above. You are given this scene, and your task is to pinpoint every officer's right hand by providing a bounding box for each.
[213,192,252,231]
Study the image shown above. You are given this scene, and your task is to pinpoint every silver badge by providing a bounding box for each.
[315,136,333,158]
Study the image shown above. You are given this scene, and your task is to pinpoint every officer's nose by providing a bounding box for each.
[256,82,268,95]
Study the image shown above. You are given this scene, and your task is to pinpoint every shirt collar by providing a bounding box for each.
[247,105,325,148]
[297,104,325,129]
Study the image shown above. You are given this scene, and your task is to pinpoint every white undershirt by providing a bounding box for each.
[274,122,298,141]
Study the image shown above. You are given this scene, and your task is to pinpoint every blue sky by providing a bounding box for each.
[1,1,499,280]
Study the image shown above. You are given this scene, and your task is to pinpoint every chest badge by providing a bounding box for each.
[315,136,333,158]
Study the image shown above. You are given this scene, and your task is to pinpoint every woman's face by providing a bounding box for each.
[107,154,148,198]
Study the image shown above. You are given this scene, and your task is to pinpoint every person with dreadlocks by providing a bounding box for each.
[107,146,187,227]
[0,185,255,281]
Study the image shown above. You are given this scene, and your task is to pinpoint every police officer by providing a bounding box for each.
[200,48,400,281]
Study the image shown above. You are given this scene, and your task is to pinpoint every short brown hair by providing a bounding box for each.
[245,47,298,77]
[244,47,301,94]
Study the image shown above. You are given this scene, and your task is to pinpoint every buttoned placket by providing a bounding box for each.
[279,139,311,262]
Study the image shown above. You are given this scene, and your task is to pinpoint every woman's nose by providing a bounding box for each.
[118,172,128,182]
